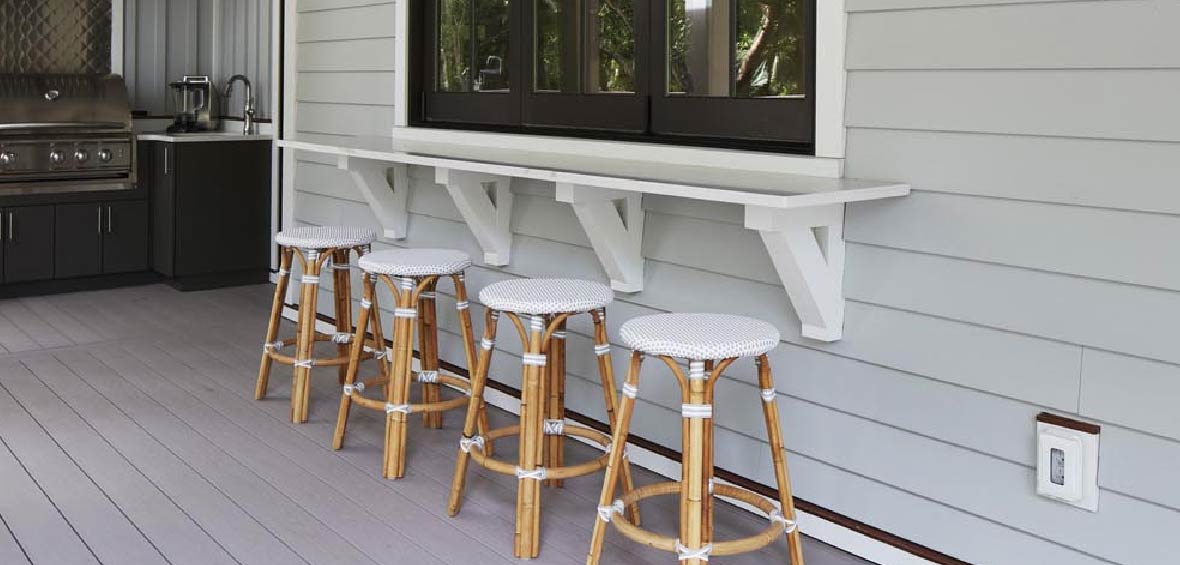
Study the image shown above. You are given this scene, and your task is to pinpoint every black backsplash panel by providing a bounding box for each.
[0,0,112,74]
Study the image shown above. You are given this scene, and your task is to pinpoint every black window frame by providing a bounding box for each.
[410,0,817,154]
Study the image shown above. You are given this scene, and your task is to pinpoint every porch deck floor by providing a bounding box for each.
[0,284,869,565]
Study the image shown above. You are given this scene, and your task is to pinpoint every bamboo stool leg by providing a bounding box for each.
[383,276,417,479]
[702,360,716,544]
[679,358,710,565]
[452,273,491,455]
[256,247,293,400]
[332,249,354,385]
[514,314,547,559]
[758,355,805,565]
[585,351,644,565]
[291,250,325,424]
[332,272,376,450]
[590,310,640,525]
[448,309,499,516]
[419,279,443,429]
[544,319,566,488]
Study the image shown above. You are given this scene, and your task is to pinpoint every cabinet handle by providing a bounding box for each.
[7,212,13,242]
[163,146,169,175]
[106,206,113,234]
[97,206,103,234]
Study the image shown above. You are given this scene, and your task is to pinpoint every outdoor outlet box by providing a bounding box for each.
[1035,413,1100,512]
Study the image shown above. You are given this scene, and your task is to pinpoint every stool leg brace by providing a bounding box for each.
[332,272,388,450]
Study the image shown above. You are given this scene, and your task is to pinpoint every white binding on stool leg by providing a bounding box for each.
[622,382,639,399]
[688,360,706,380]
[459,435,485,453]
[594,343,610,357]
[675,541,713,562]
[343,382,366,395]
[394,308,418,318]
[384,403,411,414]
[332,333,352,344]
[597,499,625,522]
[769,507,798,534]
[521,353,547,367]
[515,467,548,481]
[543,419,564,435]
[417,370,439,383]
[761,388,777,402]
[681,403,713,419]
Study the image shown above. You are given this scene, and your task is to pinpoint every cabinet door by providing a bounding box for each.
[173,142,270,276]
[55,203,104,278]
[102,201,150,274]
[149,141,176,276]
[3,205,55,283]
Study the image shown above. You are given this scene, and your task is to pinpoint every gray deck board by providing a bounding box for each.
[0,284,871,565]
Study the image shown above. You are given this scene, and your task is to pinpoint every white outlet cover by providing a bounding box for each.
[1036,421,1100,512]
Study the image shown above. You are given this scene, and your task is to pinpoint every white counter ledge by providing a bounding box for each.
[279,130,911,341]
[137,131,273,143]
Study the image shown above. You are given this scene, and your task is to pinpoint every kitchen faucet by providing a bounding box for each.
[224,74,256,135]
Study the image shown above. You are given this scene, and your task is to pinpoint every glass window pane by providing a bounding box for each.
[667,0,804,98]
[533,0,635,94]
[437,0,512,93]
[589,0,636,93]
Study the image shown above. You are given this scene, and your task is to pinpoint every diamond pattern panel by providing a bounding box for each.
[0,0,112,74]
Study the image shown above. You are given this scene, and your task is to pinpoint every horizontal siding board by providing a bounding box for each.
[848,1,1180,69]
[297,3,396,42]
[846,191,1180,292]
[847,0,1083,11]
[845,128,1180,215]
[297,72,396,105]
[295,102,396,136]
[845,244,1180,366]
[298,0,395,13]
[1100,426,1180,512]
[296,39,396,71]
[1080,350,1180,440]
[846,69,1180,142]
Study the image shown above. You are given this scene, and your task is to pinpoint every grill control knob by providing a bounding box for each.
[97,149,112,163]
[49,150,65,165]
[74,149,89,163]
[0,152,15,166]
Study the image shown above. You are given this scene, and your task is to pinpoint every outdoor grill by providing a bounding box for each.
[0,73,135,195]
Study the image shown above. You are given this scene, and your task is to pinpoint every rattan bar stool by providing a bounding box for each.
[332,248,489,479]
[586,313,804,565]
[256,226,379,424]
[448,278,640,559]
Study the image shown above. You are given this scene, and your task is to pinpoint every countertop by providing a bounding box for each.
[137,131,273,143]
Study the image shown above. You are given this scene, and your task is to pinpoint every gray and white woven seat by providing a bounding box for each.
[358,248,472,276]
[620,313,780,359]
[479,278,614,314]
[274,226,377,250]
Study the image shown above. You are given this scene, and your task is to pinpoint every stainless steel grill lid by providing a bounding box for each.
[0,74,131,131]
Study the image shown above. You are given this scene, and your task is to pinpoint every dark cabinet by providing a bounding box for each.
[55,203,104,278]
[53,200,150,279]
[3,205,55,283]
[147,139,271,289]
[103,200,150,274]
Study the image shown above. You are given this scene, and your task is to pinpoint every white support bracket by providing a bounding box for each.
[435,168,514,266]
[555,183,645,292]
[744,204,846,342]
[337,155,409,239]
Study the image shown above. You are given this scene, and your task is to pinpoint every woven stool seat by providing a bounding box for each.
[620,313,780,359]
[479,278,613,315]
[358,248,472,276]
[275,226,377,249]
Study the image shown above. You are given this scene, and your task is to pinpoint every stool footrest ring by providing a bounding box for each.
[467,423,613,481]
[609,481,790,558]
[344,374,472,415]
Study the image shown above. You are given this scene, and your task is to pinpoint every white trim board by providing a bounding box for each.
[288,310,936,565]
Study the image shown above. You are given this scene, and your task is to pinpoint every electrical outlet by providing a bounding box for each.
[1035,413,1100,512]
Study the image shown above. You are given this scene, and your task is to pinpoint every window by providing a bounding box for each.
[411,0,815,152]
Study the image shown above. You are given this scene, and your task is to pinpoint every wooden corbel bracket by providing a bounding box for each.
[744,203,847,342]
[555,183,645,292]
[435,168,515,266]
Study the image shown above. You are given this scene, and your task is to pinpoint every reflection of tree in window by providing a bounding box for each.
[535,1,635,94]
[438,0,512,92]
[669,0,804,98]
